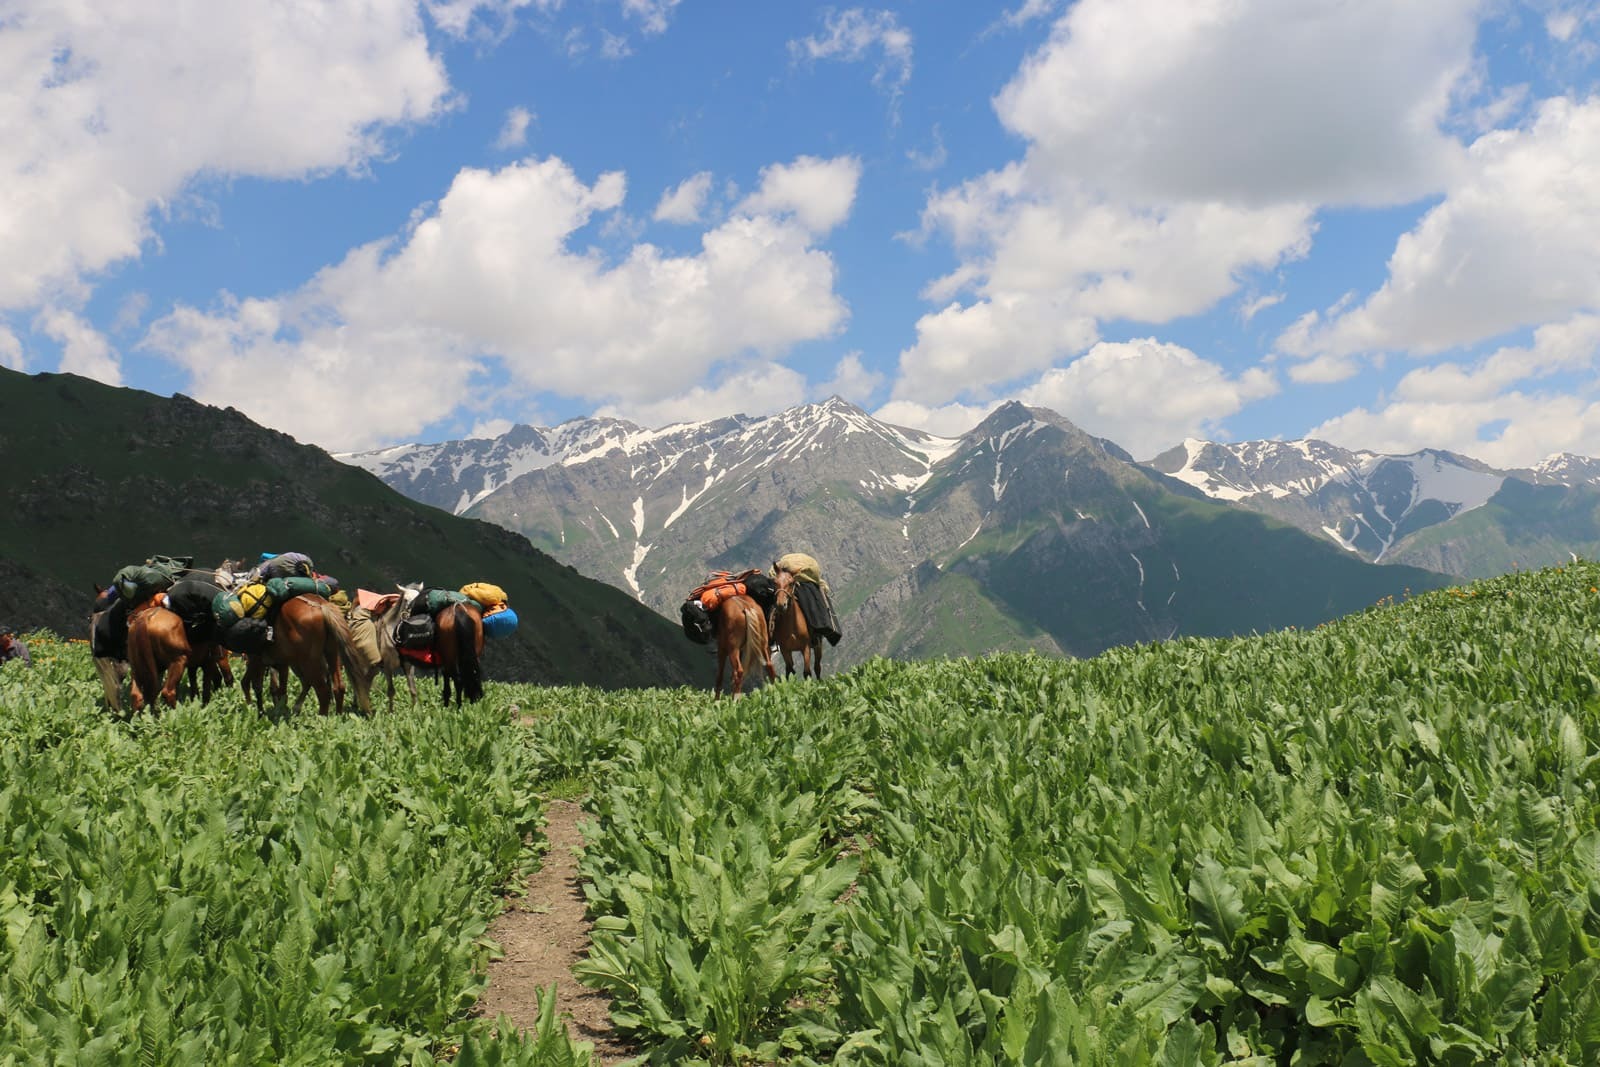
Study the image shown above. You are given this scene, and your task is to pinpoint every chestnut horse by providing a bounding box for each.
[125,599,191,711]
[242,594,373,717]
[433,600,484,706]
[713,593,776,697]
[770,569,825,679]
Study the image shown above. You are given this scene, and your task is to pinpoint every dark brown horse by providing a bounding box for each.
[242,594,372,716]
[770,569,824,679]
[714,593,776,697]
[125,599,191,711]
[433,600,483,706]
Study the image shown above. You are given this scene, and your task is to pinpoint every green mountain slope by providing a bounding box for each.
[1385,477,1600,578]
[0,369,703,688]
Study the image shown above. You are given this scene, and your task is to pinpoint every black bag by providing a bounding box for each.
[743,573,777,611]
[220,617,271,654]
[395,613,436,650]
[680,600,714,644]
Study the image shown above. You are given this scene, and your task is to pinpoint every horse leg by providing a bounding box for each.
[812,638,823,680]
[160,655,187,708]
[714,647,728,697]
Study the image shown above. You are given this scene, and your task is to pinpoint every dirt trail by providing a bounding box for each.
[478,798,638,1064]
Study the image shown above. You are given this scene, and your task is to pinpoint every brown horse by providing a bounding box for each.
[770,569,824,680]
[242,594,373,716]
[714,593,776,697]
[125,599,192,711]
[433,600,484,706]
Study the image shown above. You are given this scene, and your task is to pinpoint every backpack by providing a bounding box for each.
[395,613,436,650]
[680,600,715,644]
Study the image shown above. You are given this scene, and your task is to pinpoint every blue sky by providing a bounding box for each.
[4,1,1600,465]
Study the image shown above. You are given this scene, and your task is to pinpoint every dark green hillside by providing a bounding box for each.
[0,368,702,688]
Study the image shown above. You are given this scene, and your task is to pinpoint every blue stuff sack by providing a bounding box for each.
[481,607,518,640]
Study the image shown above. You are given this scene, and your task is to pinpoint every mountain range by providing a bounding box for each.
[341,398,1464,667]
[0,368,704,689]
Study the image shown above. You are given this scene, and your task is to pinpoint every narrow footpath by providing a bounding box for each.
[477,799,638,1064]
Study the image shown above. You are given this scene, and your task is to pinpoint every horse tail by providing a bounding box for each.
[451,603,483,702]
[739,601,767,681]
[321,600,373,714]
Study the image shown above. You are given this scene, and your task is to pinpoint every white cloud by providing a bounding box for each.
[995,0,1475,208]
[884,339,1281,456]
[1306,314,1600,466]
[1238,291,1284,323]
[0,0,464,314]
[892,294,1099,405]
[495,106,535,149]
[894,0,1498,412]
[872,398,993,438]
[1016,339,1278,459]
[0,326,23,371]
[735,156,861,234]
[621,0,681,35]
[143,156,851,450]
[790,8,913,112]
[812,352,885,405]
[38,309,121,385]
[654,171,714,224]
[1279,96,1600,360]
[468,417,515,439]
[597,361,808,427]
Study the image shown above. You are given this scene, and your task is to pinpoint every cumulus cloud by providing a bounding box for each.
[892,294,1099,405]
[1307,314,1600,466]
[790,8,913,113]
[597,362,808,427]
[495,106,535,149]
[872,398,993,439]
[654,171,714,224]
[891,0,1492,420]
[38,309,121,385]
[812,352,885,405]
[735,155,861,234]
[994,0,1474,207]
[142,155,852,450]
[0,0,478,314]
[1015,339,1278,459]
[1278,96,1600,360]
[0,325,23,371]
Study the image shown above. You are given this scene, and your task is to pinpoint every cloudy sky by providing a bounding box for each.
[5,1,1600,464]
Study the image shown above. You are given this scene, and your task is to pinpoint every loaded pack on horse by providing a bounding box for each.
[212,565,372,717]
[769,552,843,680]
[681,569,778,696]
[90,553,205,712]
[348,581,515,708]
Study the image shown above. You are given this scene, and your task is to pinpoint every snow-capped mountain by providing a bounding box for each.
[340,398,1444,666]
[1148,438,1597,562]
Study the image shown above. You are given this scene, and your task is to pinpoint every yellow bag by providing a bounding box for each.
[236,582,275,620]
[460,582,509,609]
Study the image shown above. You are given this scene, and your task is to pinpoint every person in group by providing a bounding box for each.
[0,627,31,667]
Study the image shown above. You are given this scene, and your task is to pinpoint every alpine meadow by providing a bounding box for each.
[4,560,1599,1064]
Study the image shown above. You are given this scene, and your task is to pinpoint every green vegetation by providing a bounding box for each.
[0,643,587,1065]
[519,562,1600,1063]
[6,561,1600,1064]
